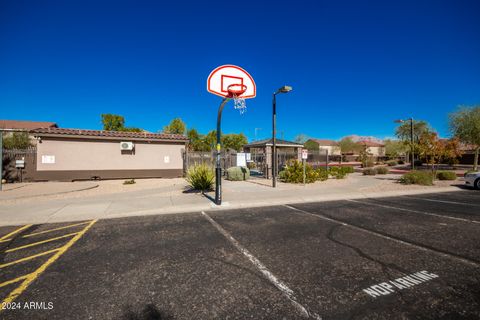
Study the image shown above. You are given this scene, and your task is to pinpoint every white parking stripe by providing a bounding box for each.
[347,199,480,224]
[201,211,322,320]
[283,205,479,267]
[405,196,480,207]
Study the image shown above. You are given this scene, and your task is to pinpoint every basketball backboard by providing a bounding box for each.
[207,65,256,99]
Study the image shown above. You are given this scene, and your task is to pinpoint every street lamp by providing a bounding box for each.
[394,118,415,170]
[272,85,293,187]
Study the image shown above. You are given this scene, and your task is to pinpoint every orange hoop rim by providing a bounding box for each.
[227,84,247,98]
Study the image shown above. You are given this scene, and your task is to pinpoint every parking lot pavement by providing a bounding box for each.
[0,190,479,319]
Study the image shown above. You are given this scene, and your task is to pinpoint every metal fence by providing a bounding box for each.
[2,147,37,182]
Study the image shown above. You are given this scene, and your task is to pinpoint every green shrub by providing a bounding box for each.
[387,160,398,166]
[280,160,318,183]
[317,167,329,181]
[226,166,250,181]
[123,179,136,185]
[329,167,353,179]
[375,166,389,174]
[342,166,355,173]
[436,171,457,180]
[398,160,405,165]
[186,163,215,191]
[362,159,375,168]
[363,168,377,175]
[399,171,433,186]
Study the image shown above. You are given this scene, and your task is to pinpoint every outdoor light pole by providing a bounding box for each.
[272,86,292,188]
[395,118,415,170]
[215,97,231,205]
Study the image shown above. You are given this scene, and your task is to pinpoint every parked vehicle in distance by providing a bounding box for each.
[464,171,480,189]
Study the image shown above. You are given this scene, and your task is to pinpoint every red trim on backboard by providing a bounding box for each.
[221,75,243,93]
[207,65,256,99]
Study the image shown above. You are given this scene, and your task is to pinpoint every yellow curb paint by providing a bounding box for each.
[5,232,79,253]
[23,221,90,238]
[0,219,97,308]
[0,248,61,269]
[0,225,32,241]
[0,275,29,289]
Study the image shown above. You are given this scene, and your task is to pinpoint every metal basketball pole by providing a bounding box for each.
[215,97,231,205]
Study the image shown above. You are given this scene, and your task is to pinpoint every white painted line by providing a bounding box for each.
[405,196,480,208]
[283,205,479,267]
[347,199,480,224]
[201,211,321,320]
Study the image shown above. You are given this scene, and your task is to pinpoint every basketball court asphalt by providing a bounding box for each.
[1,190,479,319]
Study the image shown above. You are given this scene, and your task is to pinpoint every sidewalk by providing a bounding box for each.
[0,174,463,226]
[0,181,99,200]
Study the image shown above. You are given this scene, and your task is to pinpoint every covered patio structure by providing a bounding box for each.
[243,138,303,178]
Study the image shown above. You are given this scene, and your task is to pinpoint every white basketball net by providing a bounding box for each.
[232,93,247,115]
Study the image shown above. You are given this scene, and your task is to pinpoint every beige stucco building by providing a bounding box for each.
[31,128,188,181]
[358,141,386,157]
[305,139,341,155]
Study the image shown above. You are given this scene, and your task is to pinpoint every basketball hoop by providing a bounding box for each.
[227,84,247,114]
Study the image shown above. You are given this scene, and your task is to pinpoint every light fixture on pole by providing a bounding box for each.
[394,118,415,170]
[272,85,293,188]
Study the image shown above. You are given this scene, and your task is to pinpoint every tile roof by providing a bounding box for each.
[30,127,188,141]
[308,139,338,146]
[0,120,57,130]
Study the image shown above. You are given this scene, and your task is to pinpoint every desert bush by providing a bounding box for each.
[342,166,355,173]
[375,167,389,174]
[186,163,215,191]
[387,160,398,166]
[329,166,347,179]
[363,168,377,175]
[123,179,136,185]
[226,166,250,181]
[246,162,256,170]
[280,160,318,183]
[436,171,457,180]
[317,167,329,181]
[399,171,433,186]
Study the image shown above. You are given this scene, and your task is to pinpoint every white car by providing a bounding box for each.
[465,171,480,189]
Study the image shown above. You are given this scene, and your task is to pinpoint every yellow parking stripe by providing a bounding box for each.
[0,275,29,289]
[0,225,32,241]
[23,221,90,238]
[5,232,79,253]
[0,248,61,269]
[1,219,97,307]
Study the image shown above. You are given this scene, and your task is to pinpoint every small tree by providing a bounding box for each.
[304,140,319,151]
[163,118,186,135]
[449,106,480,171]
[417,131,462,181]
[2,132,32,149]
[222,133,248,151]
[384,139,407,159]
[395,120,430,158]
[338,137,362,162]
[294,134,309,144]
[101,114,142,132]
[101,114,125,131]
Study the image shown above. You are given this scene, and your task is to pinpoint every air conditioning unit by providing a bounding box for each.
[120,141,134,150]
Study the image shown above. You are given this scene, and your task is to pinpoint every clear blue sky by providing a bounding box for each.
[1,0,479,141]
